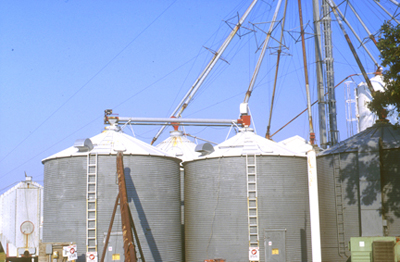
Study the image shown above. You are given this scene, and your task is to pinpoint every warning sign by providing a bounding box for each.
[86,252,98,262]
[272,248,279,255]
[249,247,259,261]
[67,244,77,261]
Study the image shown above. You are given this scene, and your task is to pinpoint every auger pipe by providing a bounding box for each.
[373,0,400,24]
[332,0,379,67]
[266,0,288,139]
[150,0,259,145]
[299,0,315,145]
[328,0,374,95]
[270,72,376,138]
[243,0,284,103]
[346,1,378,46]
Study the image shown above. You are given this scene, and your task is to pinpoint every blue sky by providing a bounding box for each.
[0,0,394,192]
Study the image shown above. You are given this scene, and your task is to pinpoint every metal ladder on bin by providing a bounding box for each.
[246,154,259,259]
[333,153,347,257]
[87,152,98,253]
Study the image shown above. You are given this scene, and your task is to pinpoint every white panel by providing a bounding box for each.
[2,189,17,245]
[16,187,40,253]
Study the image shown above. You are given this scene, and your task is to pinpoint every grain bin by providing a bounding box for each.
[183,127,312,262]
[156,129,199,162]
[0,176,43,260]
[317,120,400,261]
[42,123,182,262]
[156,128,199,262]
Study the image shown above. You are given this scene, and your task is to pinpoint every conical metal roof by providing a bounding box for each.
[156,130,199,161]
[42,124,173,163]
[199,128,302,158]
[319,121,400,155]
[278,135,313,155]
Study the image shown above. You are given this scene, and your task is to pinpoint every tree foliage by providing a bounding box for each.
[369,22,400,121]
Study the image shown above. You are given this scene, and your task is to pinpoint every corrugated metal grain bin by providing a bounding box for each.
[0,177,43,259]
[156,129,199,262]
[183,127,312,262]
[317,120,400,261]
[42,124,182,262]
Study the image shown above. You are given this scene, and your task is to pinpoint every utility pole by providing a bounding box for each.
[117,152,137,262]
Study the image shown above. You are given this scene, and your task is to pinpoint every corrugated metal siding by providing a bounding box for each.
[16,187,41,252]
[339,153,361,242]
[43,155,181,262]
[317,153,361,262]
[0,189,17,244]
[184,155,311,262]
[43,157,87,261]
[97,155,182,262]
[317,156,341,261]
[381,149,400,236]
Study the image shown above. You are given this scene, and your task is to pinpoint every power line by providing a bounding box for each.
[0,0,178,165]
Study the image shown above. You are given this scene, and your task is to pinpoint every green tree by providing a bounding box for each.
[369,22,400,121]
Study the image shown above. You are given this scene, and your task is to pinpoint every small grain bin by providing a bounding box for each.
[317,120,400,261]
[42,123,182,262]
[183,127,312,262]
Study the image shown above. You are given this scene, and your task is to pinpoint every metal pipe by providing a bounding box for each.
[117,152,137,262]
[270,72,374,138]
[313,0,327,148]
[298,0,315,144]
[388,0,400,6]
[119,117,237,124]
[332,0,379,67]
[243,0,284,103]
[346,1,378,46]
[307,149,322,262]
[328,0,375,94]
[150,0,259,145]
[265,0,288,139]
[373,0,400,24]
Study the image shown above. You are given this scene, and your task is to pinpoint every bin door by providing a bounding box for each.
[264,229,285,262]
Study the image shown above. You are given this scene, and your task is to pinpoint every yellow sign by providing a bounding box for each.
[272,248,279,255]
[112,254,120,261]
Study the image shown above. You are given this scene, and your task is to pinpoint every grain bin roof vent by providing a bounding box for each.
[74,138,94,152]
[195,143,214,156]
